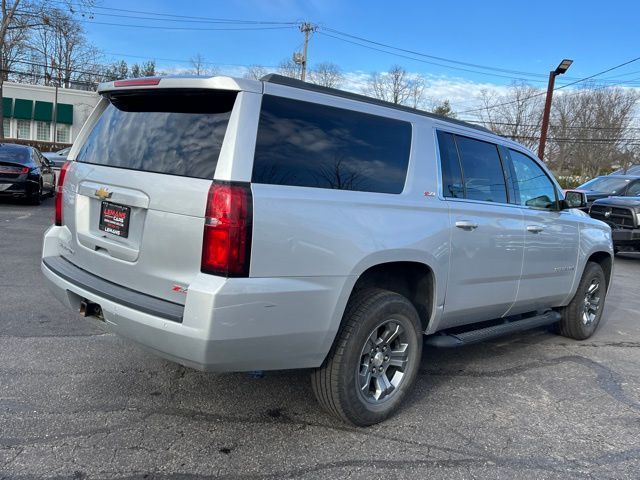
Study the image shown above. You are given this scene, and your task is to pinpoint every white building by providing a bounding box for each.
[2,82,99,145]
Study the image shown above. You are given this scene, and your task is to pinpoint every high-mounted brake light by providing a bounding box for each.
[114,78,161,87]
[201,182,252,277]
[54,161,70,226]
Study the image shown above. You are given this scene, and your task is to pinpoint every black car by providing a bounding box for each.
[576,174,640,210]
[0,143,56,204]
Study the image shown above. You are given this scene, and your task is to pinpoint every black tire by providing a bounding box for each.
[48,175,56,197]
[557,262,607,340]
[311,288,423,426]
[29,182,42,205]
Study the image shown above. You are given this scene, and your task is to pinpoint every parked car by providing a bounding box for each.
[41,75,613,426]
[575,174,640,210]
[610,164,640,176]
[43,146,71,168]
[0,143,56,204]
[589,187,640,252]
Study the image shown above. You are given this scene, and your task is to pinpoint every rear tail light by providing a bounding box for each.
[201,182,252,277]
[54,161,70,226]
[20,166,30,174]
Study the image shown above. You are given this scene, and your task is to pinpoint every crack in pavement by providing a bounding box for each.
[421,354,640,411]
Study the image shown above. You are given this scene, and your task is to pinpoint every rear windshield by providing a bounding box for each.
[0,147,32,165]
[76,90,237,179]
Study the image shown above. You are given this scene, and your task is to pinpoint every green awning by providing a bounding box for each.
[2,97,12,118]
[56,103,73,124]
[34,101,53,122]
[13,99,33,120]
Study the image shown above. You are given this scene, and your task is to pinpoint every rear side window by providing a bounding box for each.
[455,136,508,204]
[627,181,640,196]
[437,131,464,198]
[437,131,508,204]
[76,90,237,179]
[252,95,411,194]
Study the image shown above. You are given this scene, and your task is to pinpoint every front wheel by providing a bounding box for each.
[311,288,423,426]
[556,261,607,340]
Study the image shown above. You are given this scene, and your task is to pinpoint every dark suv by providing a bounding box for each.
[577,174,640,210]
[588,177,640,253]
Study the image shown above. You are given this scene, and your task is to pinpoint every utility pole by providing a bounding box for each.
[538,58,573,160]
[297,22,316,82]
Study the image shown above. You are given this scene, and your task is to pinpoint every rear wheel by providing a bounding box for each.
[311,288,422,426]
[557,262,607,340]
[29,182,42,205]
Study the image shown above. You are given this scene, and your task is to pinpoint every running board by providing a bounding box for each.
[424,311,561,348]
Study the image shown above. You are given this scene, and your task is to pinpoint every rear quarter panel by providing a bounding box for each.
[249,117,451,344]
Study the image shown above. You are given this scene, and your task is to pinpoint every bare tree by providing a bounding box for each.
[315,156,368,191]
[549,87,639,176]
[187,53,218,76]
[277,58,301,79]
[474,83,545,151]
[243,64,268,80]
[362,65,424,106]
[308,62,343,88]
[189,53,209,76]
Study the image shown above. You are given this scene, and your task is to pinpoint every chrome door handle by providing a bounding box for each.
[455,221,479,230]
[527,225,544,233]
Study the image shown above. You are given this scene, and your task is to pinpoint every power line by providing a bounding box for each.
[458,119,640,131]
[322,27,640,85]
[456,55,640,114]
[324,28,551,79]
[318,31,549,83]
[77,11,297,26]
[77,19,296,31]
[54,0,298,25]
[102,51,279,69]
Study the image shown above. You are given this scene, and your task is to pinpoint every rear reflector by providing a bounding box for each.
[201,182,252,277]
[55,162,70,226]
[114,78,161,87]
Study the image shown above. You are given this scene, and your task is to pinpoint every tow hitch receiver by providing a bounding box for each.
[79,299,104,320]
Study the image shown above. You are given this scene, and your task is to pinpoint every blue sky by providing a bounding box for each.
[80,0,640,104]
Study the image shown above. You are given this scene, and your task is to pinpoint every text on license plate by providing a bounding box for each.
[99,201,131,238]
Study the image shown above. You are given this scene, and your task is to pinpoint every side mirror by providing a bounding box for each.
[562,190,587,209]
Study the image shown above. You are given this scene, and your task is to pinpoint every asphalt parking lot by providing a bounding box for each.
[1,198,639,479]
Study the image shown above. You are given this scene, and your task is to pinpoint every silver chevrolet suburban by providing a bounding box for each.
[42,74,614,426]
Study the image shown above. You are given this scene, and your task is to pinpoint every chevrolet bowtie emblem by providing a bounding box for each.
[95,187,112,200]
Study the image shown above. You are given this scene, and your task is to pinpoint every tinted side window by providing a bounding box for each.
[455,136,508,203]
[252,95,411,194]
[437,131,464,198]
[509,149,557,209]
[626,181,640,196]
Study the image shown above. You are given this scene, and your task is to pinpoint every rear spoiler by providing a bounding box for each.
[97,75,262,95]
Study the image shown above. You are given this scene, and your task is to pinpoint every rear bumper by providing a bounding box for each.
[612,228,640,248]
[0,179,37,197]
[42,226,352,372]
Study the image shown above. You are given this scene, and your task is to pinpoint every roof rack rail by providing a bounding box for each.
[260,74,492,134]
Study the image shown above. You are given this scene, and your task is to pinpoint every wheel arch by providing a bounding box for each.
[587,250,613,290]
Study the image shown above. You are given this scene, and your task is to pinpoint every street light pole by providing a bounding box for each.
[538,58,573,160]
